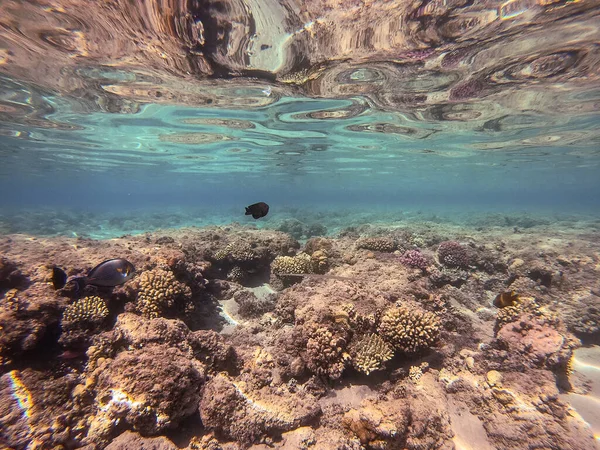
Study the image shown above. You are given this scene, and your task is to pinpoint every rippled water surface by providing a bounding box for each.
[0,0,599,229]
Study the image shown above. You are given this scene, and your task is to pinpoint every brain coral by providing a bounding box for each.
[305,326,349,379]
[136,268,190,319]
[62,296,109,328]
[351,334,393,375]
[378,306,440,353]
[356,237,397,252]
[271,253,313,276]
[437,241,469,268]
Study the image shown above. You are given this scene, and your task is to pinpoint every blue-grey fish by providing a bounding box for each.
[51,258,135,291]
[86,258,135,286]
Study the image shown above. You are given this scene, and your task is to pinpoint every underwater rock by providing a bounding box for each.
[0,290,63,362]
[199,373,320,444]
[233,289,276,318]
[0,369,81,449]
[85,344,205,445]
[0,256,28,291]
[105,431,178,450]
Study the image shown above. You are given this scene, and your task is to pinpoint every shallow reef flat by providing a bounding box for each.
[1,221,600,449]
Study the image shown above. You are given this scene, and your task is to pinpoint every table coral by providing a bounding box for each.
[378,306,441,353]
[350,333,393,375]
[135,268,190,319]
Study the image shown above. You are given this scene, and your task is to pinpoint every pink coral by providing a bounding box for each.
[399,249,429,271]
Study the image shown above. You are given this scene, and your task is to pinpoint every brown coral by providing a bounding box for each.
[135,268,190,319]
[378,306,440,353]
[350,334,393,375]
[356,237,397,252]
[305,326,349,379]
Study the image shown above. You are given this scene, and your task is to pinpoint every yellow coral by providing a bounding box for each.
[378,306,440,353]
[136,268,189,319]
[351,334,393,375]
[271,253,313,276]
[62,296,109,327]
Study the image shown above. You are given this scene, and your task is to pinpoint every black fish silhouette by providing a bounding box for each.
[51,267,68,289]
[245,202,269,219]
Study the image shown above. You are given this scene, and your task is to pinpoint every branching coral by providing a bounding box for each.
[350,334,393,375]
[271,253,313,276]
[378,306,440,353]
[355,237,397,252]
[399,249,429,271]
[437,241,469,268]
[62,296,109,329]
[135,268,190,319]
[305,326,349,379]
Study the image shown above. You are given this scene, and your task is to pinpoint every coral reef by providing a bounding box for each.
[356,237,397,252]
[378,306,441,353]
[135,268,191,318]
[350,333,393,375]
[0,220,599,449]
[437,240,470,268]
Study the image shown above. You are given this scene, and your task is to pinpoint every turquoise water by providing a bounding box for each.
[0,2,599,235]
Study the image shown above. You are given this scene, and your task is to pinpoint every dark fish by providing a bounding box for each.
[86,258,135,287]
[245,202,269,219]
[493,291,519,308]
[51,267,68,289]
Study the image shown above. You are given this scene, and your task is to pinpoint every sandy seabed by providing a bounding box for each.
[1,219,599,450]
